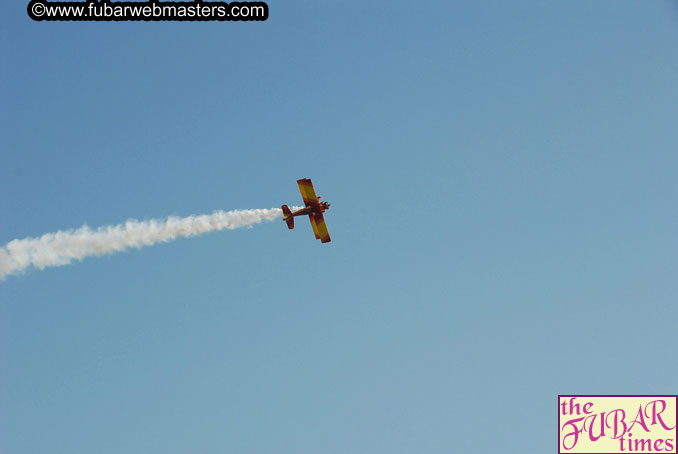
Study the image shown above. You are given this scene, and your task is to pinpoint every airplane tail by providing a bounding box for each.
[281,205,294,229]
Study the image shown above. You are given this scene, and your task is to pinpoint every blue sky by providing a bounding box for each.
[1,1,678,452]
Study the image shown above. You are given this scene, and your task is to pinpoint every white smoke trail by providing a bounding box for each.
[0,207,289,279]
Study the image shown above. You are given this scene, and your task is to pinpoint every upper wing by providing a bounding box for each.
[297,178,320,207]
[311,212,331,243]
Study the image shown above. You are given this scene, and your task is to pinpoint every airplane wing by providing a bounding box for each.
[310,212,331,243]
[297,178,321,208]
[298,178,331,243]
[309,215,321,239]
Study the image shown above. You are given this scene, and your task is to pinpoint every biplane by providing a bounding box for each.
[281,178,331,243]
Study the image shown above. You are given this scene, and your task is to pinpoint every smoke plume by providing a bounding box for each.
[0,207,287,279]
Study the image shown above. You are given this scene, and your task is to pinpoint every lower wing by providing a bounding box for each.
[309,213,331,243]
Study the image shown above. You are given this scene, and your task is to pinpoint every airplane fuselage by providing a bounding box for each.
[286,201,329,219]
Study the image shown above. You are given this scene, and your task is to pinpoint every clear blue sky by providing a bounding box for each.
[1,1,677,453]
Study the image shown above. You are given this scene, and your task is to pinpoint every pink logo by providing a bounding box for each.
[558,395,677,453]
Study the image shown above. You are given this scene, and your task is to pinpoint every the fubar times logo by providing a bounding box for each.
[559,396,677,453]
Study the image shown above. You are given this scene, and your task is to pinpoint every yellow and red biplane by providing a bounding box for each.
[281,178,331,243]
